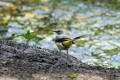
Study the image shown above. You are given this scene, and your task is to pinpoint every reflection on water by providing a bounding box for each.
[0,0,120,68]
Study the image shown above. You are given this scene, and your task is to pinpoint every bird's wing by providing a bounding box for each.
[55,35,72,42]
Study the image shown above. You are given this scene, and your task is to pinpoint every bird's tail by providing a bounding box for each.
[73,35,84,41]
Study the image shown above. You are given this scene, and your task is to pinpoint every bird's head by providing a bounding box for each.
[52,30,63,35]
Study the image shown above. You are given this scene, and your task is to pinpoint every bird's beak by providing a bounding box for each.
[52,30,57,32]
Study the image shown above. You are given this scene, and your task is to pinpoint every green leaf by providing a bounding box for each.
[69,73,77,78]
[118,66,120,69]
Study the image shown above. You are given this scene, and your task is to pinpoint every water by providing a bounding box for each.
[0,0,120,68]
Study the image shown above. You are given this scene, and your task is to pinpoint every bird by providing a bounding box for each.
[53,30,84,55]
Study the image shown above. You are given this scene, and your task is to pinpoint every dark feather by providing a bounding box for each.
[73,35,84,40]
[55,37,71,42]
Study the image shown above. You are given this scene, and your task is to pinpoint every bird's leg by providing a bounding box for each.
[59,49,61,53]
[66,49,69,59]
[67,49,68,55]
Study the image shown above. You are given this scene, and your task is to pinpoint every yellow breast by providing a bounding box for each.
[63,40,73,48]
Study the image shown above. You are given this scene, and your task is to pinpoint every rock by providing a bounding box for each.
[0,39,120,80]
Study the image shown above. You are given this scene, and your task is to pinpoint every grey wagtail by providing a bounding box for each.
[53,30,84,55]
